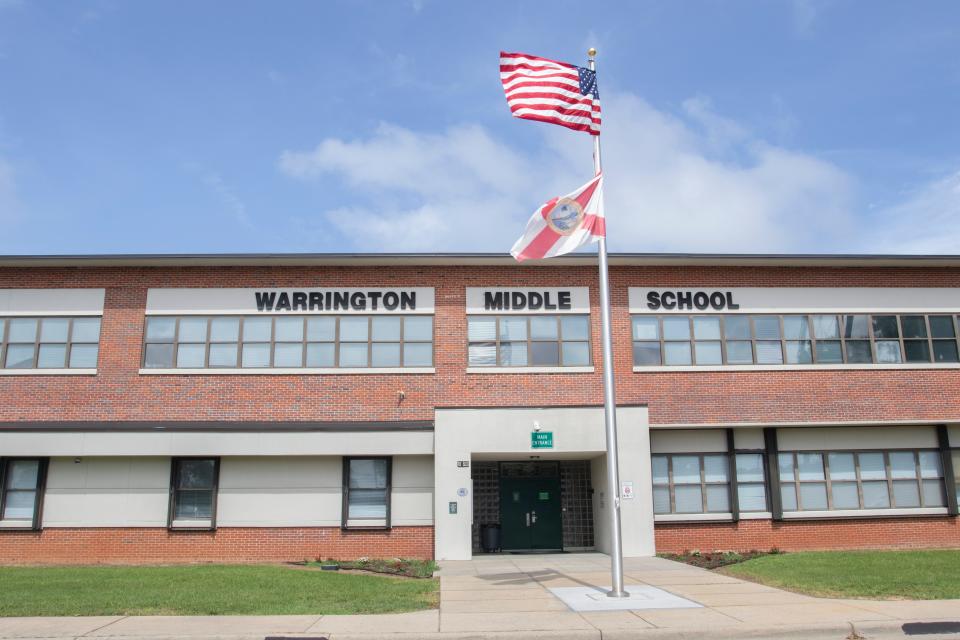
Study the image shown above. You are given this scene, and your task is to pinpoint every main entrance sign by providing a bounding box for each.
[531,431,554,449]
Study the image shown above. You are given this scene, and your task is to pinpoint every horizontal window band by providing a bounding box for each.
[139,367,435,375]
[0,369,97,376]
[466,366,595,374]
[635,364,960,373]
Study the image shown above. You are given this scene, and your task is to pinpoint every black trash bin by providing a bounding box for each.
[480,524,501,553]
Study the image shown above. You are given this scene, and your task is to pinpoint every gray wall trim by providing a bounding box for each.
[0,421,434,433]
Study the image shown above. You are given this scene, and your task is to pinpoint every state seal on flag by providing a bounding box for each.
[545,198,584,236]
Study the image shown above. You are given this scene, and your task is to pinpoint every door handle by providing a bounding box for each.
[531,510,537,524]
[525,512,531,527]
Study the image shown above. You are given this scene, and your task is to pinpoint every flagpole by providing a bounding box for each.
[587,48,628,598]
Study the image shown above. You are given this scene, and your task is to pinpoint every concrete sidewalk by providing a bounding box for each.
[1,553,958,639]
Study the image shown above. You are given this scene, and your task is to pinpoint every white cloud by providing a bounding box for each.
[279,92,861,254]
[865,170,960,254]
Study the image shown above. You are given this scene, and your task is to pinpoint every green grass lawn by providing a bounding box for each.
[723,550,960,600]
[0,564,439,617]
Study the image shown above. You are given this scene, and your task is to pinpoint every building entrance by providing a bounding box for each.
[498,462,563,551]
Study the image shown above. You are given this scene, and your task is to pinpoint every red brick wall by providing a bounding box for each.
[655,517,960,553]
[0,526,434,565]
[1,264,960,426]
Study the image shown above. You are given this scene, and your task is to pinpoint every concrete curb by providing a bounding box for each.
[5,620,960,640]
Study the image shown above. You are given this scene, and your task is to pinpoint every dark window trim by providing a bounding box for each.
[764,428,783,521]
[776,448,948,512]
[632,313,960,367]
[143,315,434,370]
[167,457,220,531]
[651,452,733,515]
[466,314,593,368]
[341,456,392,530]
[0,316,102,370]
[938,425,959,516]
[0,457,48,531]
[726,429,740,522]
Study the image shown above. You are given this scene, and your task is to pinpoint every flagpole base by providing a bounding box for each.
[606,589,630,598]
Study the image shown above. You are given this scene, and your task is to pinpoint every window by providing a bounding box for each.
[168,458,219,528]
[0,458,47,529]
[467,315,590,367]
[0,317,100,370]
[343,457,391,528]
[652,454,730,514]
[632,313,960,367]
[143,316,433,369]
[778,450,946,512]
[735,453,769,512]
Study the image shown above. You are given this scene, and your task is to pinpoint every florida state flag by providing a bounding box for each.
[510,173,605,262]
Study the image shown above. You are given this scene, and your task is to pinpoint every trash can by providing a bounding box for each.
[481,524,501,553]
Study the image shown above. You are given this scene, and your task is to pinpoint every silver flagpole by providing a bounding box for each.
[587,47,628,598]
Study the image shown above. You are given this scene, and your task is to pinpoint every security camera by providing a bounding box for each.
[533,421,541,432]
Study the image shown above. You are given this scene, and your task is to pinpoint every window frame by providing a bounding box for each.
[0,457,48,531]
[733,449,770,515]
[0,316,101,371]
[632,313,960,368]
[777,449,947,512]
[341,456,392,530]
[167,457,220,530]
[466,314,592,368]
[651,452,733,516]
[142,315,434,370]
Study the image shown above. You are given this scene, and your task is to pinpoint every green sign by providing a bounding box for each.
[531,431,553,449]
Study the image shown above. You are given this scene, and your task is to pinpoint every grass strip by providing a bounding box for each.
[0,564,439,617]
[723,550,960,600]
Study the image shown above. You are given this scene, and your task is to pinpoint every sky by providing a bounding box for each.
[0,0,958,256]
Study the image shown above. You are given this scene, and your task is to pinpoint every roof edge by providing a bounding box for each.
[1,252,959,268]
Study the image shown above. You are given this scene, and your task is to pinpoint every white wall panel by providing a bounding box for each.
[43,457,169,527]
[650,429,726,453]
[734,428,765,450]
[392,455,433,525]
[217,457,341,527]
[0,289,104,316]
[777,426,937,451]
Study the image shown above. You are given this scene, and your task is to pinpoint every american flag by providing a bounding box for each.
[499,51,601,135]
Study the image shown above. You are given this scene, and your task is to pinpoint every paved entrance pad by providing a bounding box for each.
[549,584,702,612]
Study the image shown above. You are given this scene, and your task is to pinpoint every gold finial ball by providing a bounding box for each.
[587,48,597,57]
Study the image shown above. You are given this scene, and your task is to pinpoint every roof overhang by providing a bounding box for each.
[0,252,959,268]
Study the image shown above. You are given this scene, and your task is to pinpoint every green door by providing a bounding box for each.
[499,476,563,551]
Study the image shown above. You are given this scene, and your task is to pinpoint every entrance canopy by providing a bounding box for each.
[433,405,653,560]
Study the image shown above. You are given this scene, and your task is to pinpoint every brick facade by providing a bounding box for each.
[0,526,434,565]
[1,264,960,426]
[655,517,960,553]
[1,260,959,563]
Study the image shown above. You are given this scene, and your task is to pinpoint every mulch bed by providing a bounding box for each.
[659,549,782,570]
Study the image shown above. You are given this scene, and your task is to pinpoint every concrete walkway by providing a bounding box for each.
[1,553,959,639]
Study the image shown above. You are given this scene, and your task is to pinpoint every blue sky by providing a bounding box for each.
[0,0,958,255]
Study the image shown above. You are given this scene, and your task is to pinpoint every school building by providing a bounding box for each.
[0,252,958,563]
